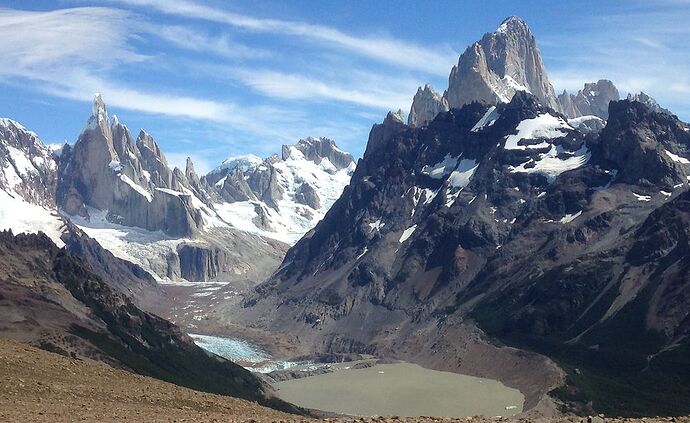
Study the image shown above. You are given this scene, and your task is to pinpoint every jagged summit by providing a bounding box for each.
[445,15,560,112]
[386,109,406,124]
[558,79,620,119]
[408,84,449,127]
[627,91,673,116]
[91,93,107,118]
[59,94,210,237]
[204,136,355,244]
[401,17,631,129]
[495,15,529,33]
[282,136,355,170]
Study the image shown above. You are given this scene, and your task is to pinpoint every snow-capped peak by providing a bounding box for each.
[212,154,264,175]
[209,137,356,244]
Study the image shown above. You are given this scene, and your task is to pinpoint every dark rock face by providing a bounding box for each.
[176,243,227,282]
[0,231,300,414]
[238,94,690,416]
[593,99,690,187]
[60,222,163,309]
[295,182,321,209]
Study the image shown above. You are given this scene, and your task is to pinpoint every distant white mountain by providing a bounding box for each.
[205,137,356,244]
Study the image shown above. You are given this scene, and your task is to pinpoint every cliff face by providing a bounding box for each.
[58,95,204,238]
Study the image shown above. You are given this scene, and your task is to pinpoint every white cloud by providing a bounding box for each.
[0,7,317,145]
[151,24,269,59]
[0,7,144,69]
[543,6,690,119]
[110,0,456,75]
[229,68,414,110]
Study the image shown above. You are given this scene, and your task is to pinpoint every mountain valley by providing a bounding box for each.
[0,11,689,422]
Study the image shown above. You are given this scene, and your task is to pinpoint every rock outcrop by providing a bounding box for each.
[557,79,620,119]
[627,91,673,116]
[408,84,449,127]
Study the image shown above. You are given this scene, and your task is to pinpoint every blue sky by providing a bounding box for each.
[0,0,689,173]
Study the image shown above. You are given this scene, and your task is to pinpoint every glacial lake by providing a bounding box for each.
[273,362,524,418]
[190,333,524,417]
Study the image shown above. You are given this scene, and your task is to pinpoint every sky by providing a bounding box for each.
[0,0,689,174]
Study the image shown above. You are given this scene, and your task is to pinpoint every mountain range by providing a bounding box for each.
[1,14,689,419]
[227,17,690,417]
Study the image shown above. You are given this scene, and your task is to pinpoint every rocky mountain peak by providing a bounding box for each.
[408,84,449,127]
[495,15,529,34]
[0,118,58,210]
[557,79,620,119]
[594,98,690,188]
[385,109,406,125]
[446,16,560,112]
[92,93,108,122]
[185,157,196,178]
[282,137,355,171]
[58,94,209,237]
[404,18,625,127]
[627,91,672,116]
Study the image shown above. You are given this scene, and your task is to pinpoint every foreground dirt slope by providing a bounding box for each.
[1,338,688,423]
[0,338,293,422]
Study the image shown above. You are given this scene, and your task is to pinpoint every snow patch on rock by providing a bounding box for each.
[399,225,418,243]
[505,113,572,150]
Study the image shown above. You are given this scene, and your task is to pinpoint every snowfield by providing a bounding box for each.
[0,189,66,247]
[505,113,572,150]
[213,145,355,245]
